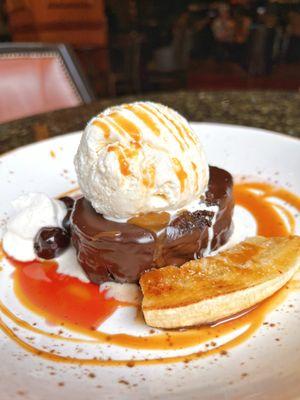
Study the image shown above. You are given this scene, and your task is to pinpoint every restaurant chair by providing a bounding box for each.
[0,43,95,124]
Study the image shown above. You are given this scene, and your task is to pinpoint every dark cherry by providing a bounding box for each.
[59,196,75,210]
[34,227,70,259]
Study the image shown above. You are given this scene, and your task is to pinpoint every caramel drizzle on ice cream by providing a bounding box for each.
[142,165,156,188]
[109,111,141,143]
[139,103,186,151]
[107,145,131,176]
[191,162,199,192]
[172,158,187,192]
[91,102,196,191]
[123,104,161,137]
[92,120,110,139]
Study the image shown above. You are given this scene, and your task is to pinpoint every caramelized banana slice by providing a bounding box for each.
[140,236,300,328]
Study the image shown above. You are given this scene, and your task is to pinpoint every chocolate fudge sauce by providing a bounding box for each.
[71,166,234,283]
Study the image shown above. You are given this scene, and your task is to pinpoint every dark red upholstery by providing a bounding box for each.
[0,44,95,124]
[0,54,82,123]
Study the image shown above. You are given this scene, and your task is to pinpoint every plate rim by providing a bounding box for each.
[0,122,299,160]
[0,121,299,399]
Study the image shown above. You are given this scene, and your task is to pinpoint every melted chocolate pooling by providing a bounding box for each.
[71,166,234,283]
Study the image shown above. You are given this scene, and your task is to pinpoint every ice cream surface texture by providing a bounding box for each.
[74,102,209,219]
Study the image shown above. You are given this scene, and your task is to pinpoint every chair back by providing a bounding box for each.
[0,43,95,123]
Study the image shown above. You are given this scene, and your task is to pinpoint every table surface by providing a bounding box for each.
[0,90,299,154]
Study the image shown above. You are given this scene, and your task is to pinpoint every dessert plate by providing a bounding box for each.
[0,123,299,400]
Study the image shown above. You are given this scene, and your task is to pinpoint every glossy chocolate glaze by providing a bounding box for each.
[71,166,234,283]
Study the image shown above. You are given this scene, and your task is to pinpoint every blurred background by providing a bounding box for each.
[0,0,299,103]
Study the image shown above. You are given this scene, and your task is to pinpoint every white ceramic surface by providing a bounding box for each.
[0,123,299,400]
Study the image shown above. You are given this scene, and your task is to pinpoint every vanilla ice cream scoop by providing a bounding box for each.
[74,101,209,219]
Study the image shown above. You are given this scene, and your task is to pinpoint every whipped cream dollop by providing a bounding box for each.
[75,101,209,220]
[3,193,67,262]
[3,193,143,302]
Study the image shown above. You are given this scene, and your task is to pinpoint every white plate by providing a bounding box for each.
[0,123,299,400]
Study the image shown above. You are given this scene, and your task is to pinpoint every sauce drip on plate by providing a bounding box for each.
[0,181,299,366]
[0,285,292,366]
[234,182,300,236]
[12,259,120,330]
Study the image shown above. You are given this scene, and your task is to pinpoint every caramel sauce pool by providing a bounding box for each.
[0,181,299,367]
[234,182,300,236]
